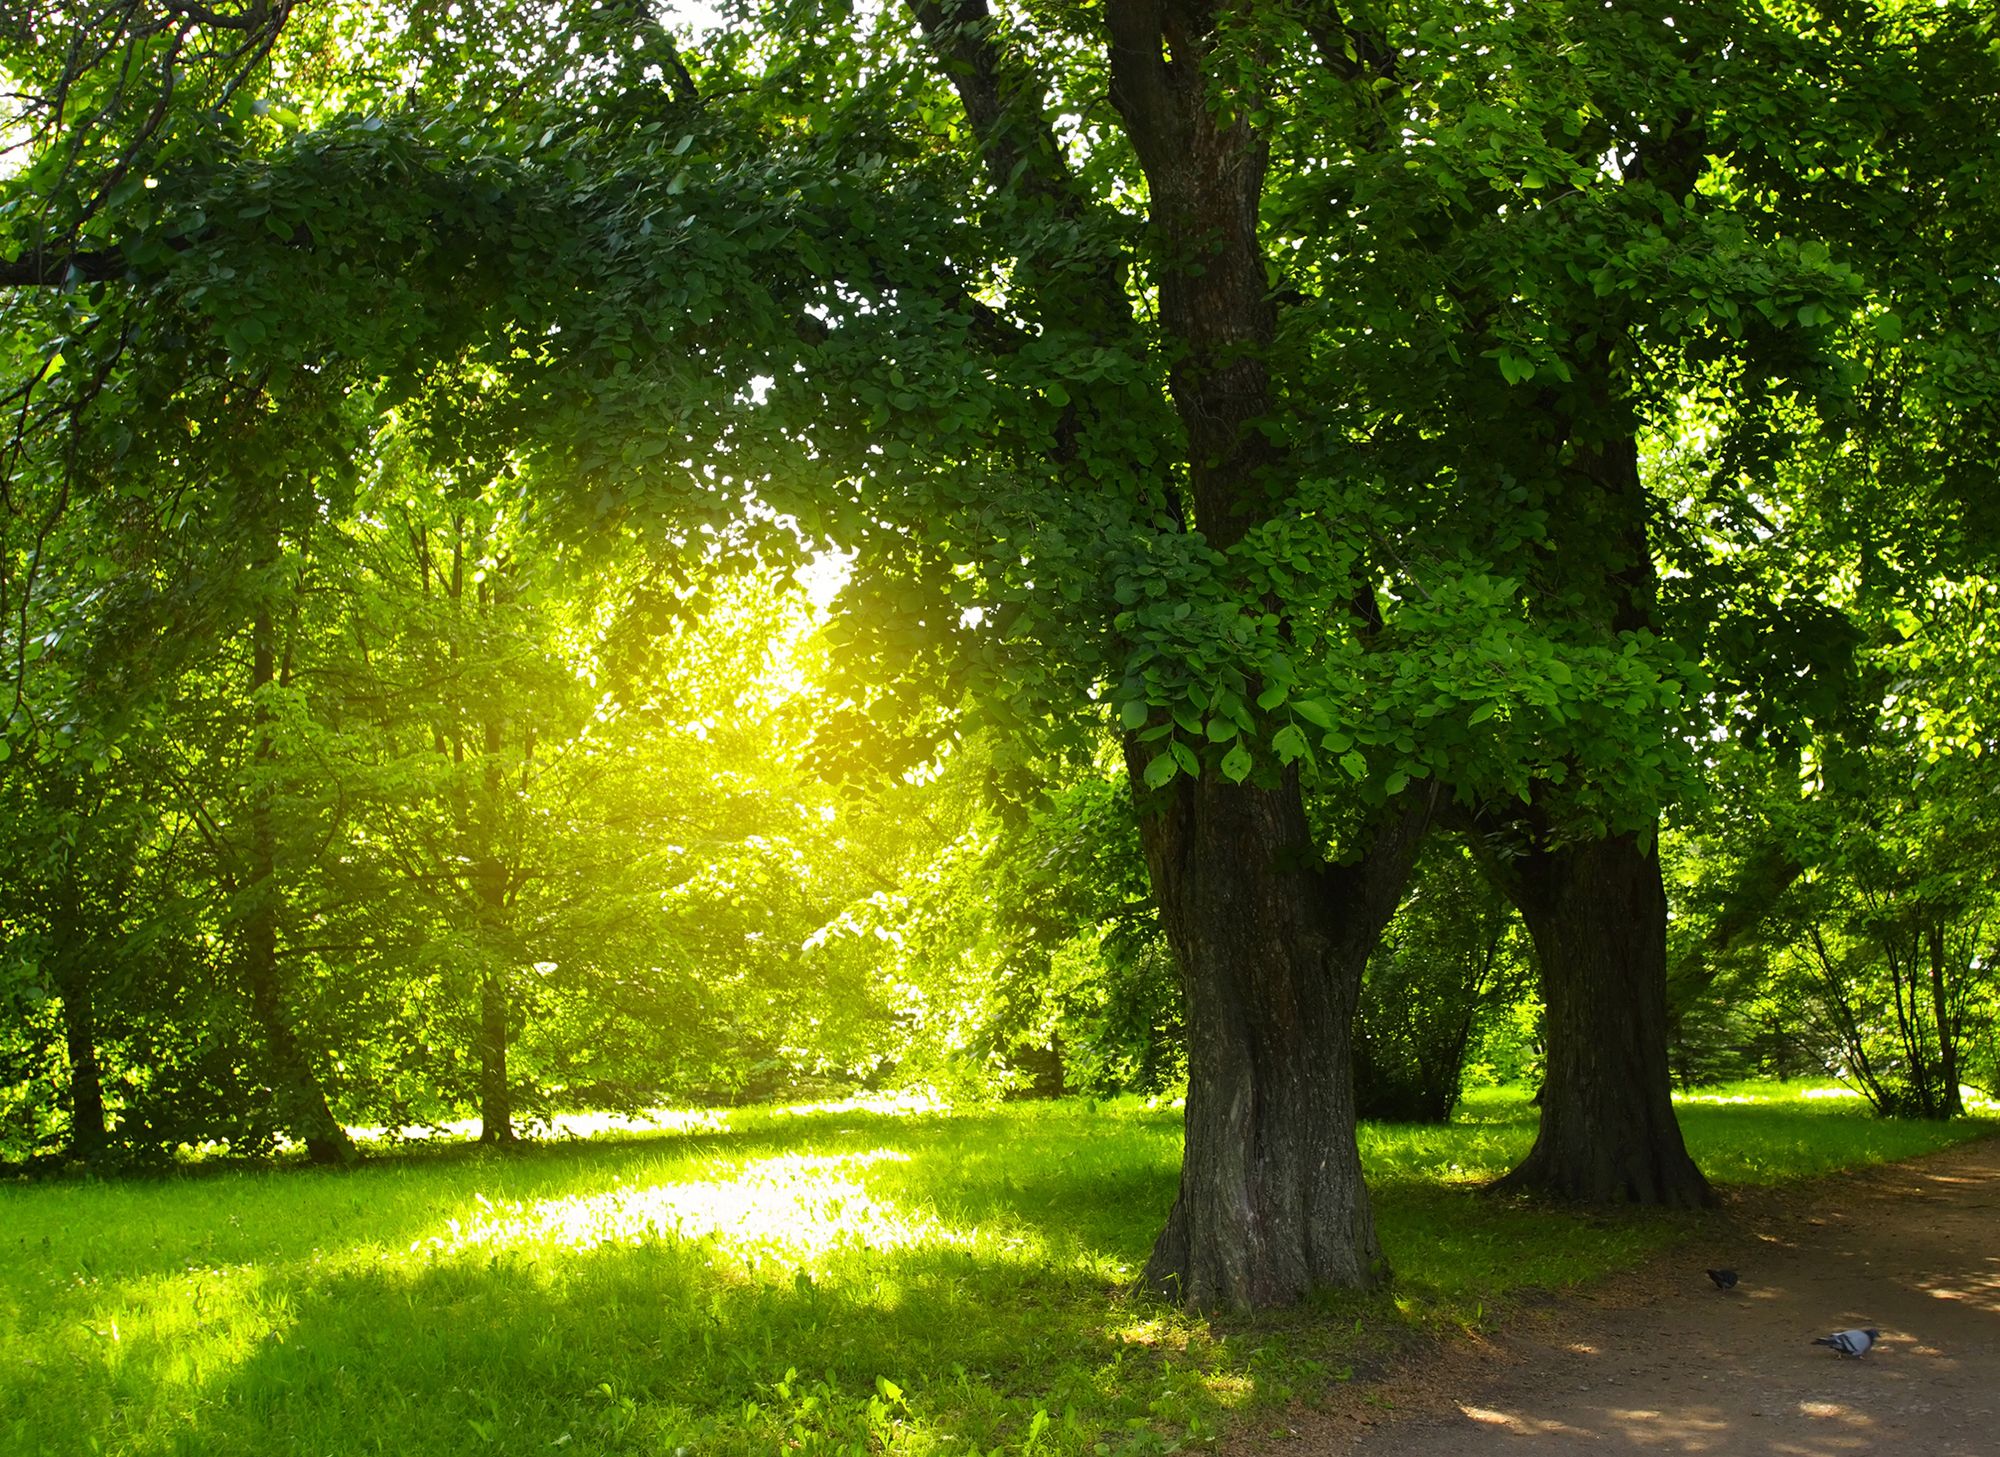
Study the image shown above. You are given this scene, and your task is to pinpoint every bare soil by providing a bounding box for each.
[1236,1134,2000,1456]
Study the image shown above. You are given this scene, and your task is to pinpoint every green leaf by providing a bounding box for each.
[1339,750,1367,780]
[1143,751,1178,789]
[1169,738,1200,776]
[1273,723,1309,763]
[1119,697,1149,730]
[1255,683,1289,711]
[1292,697,1336,729]
[1469,702,1496,724]
[1220,742,1253,782]
[1384,770,1410,796]
[1205,716,1237,742]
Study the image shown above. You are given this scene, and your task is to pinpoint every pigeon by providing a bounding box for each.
[1814,1328,1880,1358]
[1705,1268,1739,1290]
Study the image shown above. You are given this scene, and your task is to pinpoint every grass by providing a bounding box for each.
[1,1085,1989,1456]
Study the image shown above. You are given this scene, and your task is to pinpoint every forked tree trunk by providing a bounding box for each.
[1134,760,1428,1307]
[1494,830,1711,1207]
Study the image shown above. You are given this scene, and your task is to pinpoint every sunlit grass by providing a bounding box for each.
[1,1085,1989,1456]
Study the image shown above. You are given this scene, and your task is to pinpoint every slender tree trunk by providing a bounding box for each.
[1926,923,1965,1118]
[1134,758,1428,1308]
[245,601,358,1166]
[49,880,109,1161]
[1494,830,1711,1206]
[474,840,515,1145]
[472,570,517,1146]
[476,965,514,1143]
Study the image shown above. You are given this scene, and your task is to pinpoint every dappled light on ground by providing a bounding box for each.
[1917,1254,2000,1313]
[406,1148,985,1266]
[1462,1404,1598,1438]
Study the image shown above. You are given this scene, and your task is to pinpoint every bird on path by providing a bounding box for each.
[1814,1328,1881,1358]
[1705,1268,1739,1290]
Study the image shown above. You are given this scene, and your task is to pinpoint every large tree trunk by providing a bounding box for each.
[1134,764,1428,1307]
[245,600,358,1167]
[1469,406,1707,1204]
[1102,2,1435,1303]
[1494,830,1711,1207]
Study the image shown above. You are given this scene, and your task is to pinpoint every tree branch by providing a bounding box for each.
[906,0,1081,211]
[0,248,133,287]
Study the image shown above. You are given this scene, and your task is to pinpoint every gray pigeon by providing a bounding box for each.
[1705,1268,1739,1290]
[1813,1328,1880,1358]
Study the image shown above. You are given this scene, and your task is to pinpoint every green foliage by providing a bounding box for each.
[1354,841,1532,1123]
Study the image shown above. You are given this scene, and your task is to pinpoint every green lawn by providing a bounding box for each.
[2,1086,1989,1456]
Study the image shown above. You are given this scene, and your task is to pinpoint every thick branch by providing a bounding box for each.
[905,1,1133,333]
[1302,2,1400,88]
[905,0,1078,209]
[163,0,276,32]
[1324,784,1437,966]
[1103,0,1180,170]
[0,248,132,287]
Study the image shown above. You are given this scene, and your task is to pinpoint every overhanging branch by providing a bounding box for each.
[0,249,132,287]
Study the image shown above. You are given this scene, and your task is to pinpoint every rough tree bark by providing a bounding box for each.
[1104,1,1434,1302]
[1134,766,1431,1305]
[1492,832,1711,1207]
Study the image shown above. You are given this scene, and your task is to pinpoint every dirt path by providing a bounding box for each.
[1249,1135,2000,1456]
